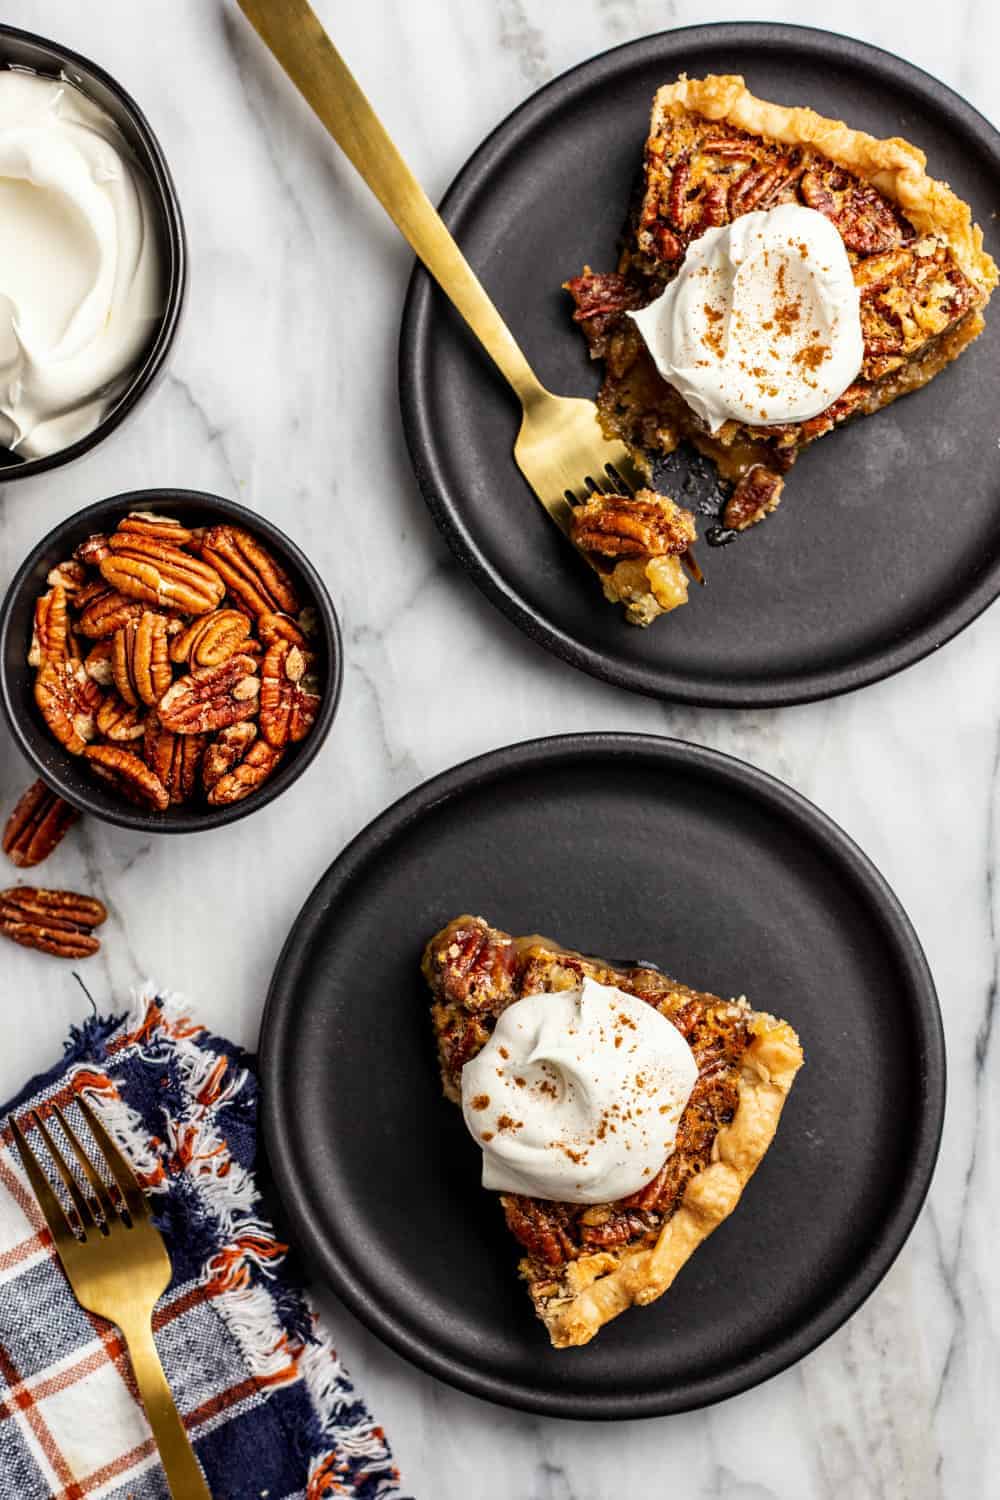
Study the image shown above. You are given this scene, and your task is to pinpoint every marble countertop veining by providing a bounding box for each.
[0,3,996,1496]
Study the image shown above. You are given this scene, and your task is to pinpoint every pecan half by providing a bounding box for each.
[837,183,907,255]
[722,466,785,531]
[84,745,170,811]
[202,722,257,792]
[564,269,645,324]
[76,586,145,640]
[257,611,308,648]
[502,1197,575,1268]
[799,168,839,218]
[28,586,71,668]
[205,738,284,806]
[697,181,728,230]
[169,608,252,670]
[427,918,518,1013]
[666,154,690,229]
[100,535,225,615]
[112,612,172,707]
[729,154,799,216]
[47,559,88,595]
[0,887,106,959]
[259,640,320,747]
[34,661,103,755]
[74,533,111,567]
[197,526,300,618]
[157,653,260,735]
[143,713,205,804]
[3,782,78,868]
[96,693,145,742]
[115,511,193,547]
[83,640,115,687]
[571,489,697,558]
[579,1209,650,1248]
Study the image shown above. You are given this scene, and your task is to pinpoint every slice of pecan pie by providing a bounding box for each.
[567,74,997,561]
[423,915,803,1347]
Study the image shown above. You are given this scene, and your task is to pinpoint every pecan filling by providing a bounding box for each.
[566,109,987,536]
[424,918,752,1288]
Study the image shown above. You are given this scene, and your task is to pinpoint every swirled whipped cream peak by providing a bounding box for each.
[460,977,698,1204]
[0,70,164,460]
[628,203,864,432]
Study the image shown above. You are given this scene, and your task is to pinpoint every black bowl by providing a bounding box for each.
[0,25,186,478]
[0,491,343,833]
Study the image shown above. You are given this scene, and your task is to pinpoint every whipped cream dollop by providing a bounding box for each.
[629,203,863,432]
[0,70,164,460]
[461,977,698,1204]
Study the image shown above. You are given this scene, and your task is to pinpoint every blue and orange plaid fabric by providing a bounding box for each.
[0,990,408,1500]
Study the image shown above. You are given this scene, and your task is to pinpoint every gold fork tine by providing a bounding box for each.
[53,1106,122,1229]
[9,1116,79,1256]
[74,1095,150,1223]
[32,1111,96,1235]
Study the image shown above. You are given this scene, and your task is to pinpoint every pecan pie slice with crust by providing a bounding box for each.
[566,74,997,611]
[423,915,803,1347]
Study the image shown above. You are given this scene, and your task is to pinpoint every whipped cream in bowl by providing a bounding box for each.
[629,203,864,432]
[0,38,183,474]
[461,976,698,1204]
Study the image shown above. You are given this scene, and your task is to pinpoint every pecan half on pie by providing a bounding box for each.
[565,74,997,626]
[423,915,803,1347]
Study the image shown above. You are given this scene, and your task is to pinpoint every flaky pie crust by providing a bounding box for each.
[543,1012,802,1347]
[652,74,997,293]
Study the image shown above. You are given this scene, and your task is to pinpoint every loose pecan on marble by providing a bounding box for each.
[157,653,260,735]
[3,782,78,868]
[0,886,106,958]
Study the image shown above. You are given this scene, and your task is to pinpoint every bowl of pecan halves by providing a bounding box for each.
[0,490,343,831]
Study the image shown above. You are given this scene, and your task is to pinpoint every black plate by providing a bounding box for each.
[399,24,1000,706]
[261,735,945,1417]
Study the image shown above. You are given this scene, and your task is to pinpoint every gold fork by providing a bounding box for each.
[237,0,696,580]
[11,1097,211,1500]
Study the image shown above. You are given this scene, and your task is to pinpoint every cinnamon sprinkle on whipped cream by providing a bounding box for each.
[628,203,863,431]
[460,977,698,1204]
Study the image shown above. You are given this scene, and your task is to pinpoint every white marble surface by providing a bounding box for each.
[1,2,997,1496]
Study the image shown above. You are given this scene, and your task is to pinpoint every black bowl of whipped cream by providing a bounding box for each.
[0,25,186,478]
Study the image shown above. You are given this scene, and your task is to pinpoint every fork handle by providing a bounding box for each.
[122,1319,212,1499]
[237,0,547,407]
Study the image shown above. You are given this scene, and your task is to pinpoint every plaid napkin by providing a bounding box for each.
[0,988,408,1500]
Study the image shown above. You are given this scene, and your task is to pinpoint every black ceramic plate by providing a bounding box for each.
[399,24,1000,706]
[261,735,945,1417]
